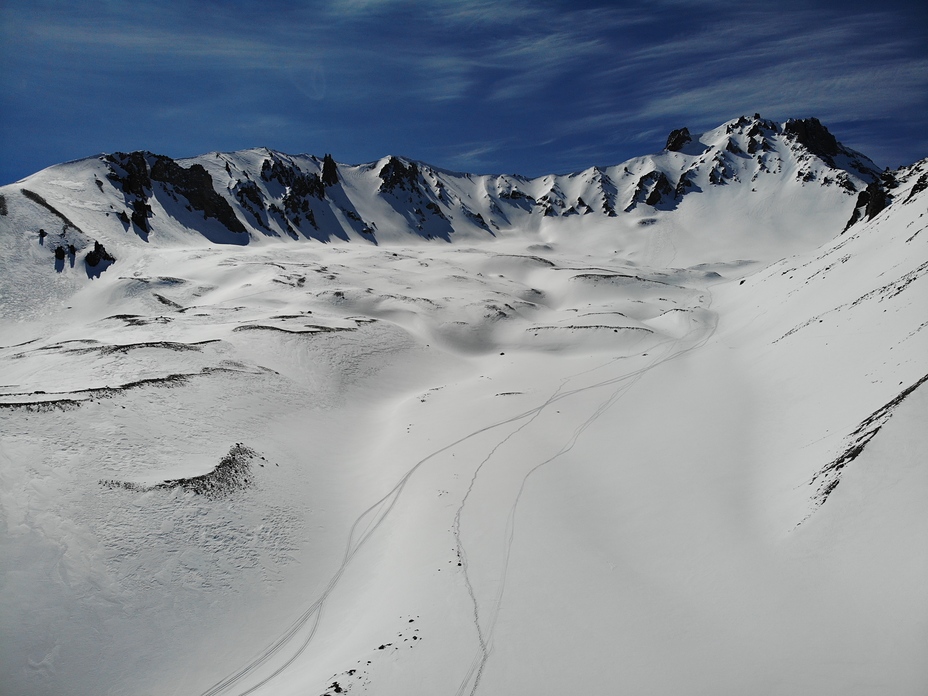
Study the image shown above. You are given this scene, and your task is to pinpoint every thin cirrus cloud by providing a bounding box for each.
[0,0,926,183]
[554,5,928,161]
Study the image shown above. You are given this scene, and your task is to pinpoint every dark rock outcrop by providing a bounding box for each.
[131,198,152,232]
[864,180,889,219]
[379,157,419,192]
[321,153,339,187]
[105,151,246,235]
[675,171,696,196]
[258,156,324,230]
[149,156,247,234]
[904,172,928,203]
[665,127,691,152]
[105,153,154,233]
[784,118,840,162]
[234,180,267,228]
[645,172,674,205]
[85,241,115,267]
[843,180,890,231]
[626,171,675,211]
[285,171,325,206]
[106,152,151,199]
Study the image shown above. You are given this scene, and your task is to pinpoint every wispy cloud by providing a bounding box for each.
[1,0,925,184]
[557,6,928,143]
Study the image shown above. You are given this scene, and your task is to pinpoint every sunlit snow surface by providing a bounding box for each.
[1,138,927,695]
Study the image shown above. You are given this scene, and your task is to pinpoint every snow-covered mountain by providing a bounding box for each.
[0,115,881,255]
[1,116,926,696]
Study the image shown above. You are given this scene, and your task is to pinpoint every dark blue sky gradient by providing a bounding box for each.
[2,0,927,184]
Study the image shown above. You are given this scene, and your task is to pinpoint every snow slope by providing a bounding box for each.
[0,118,925,696]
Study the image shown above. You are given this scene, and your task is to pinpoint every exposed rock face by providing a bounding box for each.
[626,171,675,210]
[149,156,247,234]
[321,153,339,187]
[379,157,419,192]
[105,152,247,235]
[104,153,153,233]
[0,194,7,216]
[285,171,325,205]
[843,180,890,231]
[234,180,267,228]
[904,172,927,203]
[130,199,152,232]
[725,138,744,155]
[85,241,115,267]
[864,180,889,219]
[665,127,692,152]
[645,172,674,205]
[675,171,696,196]
[259,156,326,230]
[784,118,840,161]
[261,156,298,187]
[106,151,151,199]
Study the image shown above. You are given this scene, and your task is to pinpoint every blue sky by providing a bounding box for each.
[1,0,926,184]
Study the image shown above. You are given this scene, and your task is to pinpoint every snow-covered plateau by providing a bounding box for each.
[1,116,926,695]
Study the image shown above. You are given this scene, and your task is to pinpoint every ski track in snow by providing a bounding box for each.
[455,286,718,696]
[199,275,719,696]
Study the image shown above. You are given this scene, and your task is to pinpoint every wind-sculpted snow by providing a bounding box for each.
[0,119,926,696]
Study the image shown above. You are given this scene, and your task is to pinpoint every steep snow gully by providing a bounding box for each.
[1,116,927,696]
